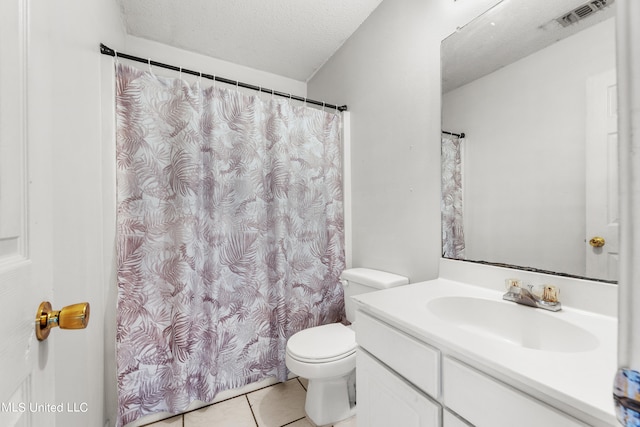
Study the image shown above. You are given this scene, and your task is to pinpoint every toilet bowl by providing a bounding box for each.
[286,323,356,426]
[285,268,409,426]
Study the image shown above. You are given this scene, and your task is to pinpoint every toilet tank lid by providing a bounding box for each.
[340,268,409,289]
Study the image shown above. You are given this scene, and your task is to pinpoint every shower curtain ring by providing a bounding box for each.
[147,58,152,73]
[179,67,182,80]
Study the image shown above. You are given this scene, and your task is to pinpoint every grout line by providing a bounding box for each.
[246,394,259,427]
[296,377,307,391]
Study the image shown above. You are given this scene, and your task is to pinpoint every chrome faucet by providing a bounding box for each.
[502,279,561,312]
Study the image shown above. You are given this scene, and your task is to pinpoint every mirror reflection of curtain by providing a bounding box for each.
[441,135,465,258]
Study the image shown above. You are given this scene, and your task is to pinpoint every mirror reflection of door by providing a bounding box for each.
[586,69,618,281]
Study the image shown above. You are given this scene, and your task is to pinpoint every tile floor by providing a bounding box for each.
[143,378,357,427]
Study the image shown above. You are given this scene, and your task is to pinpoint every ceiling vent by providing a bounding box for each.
[556,0,614,27]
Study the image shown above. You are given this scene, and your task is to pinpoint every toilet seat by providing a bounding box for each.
[287,323,356,363]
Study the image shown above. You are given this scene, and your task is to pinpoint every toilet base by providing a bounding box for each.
[305,372,356,426]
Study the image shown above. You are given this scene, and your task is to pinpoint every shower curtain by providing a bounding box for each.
[115,63,345,426]
[441,134,465,258]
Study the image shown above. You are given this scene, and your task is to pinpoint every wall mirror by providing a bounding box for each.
[441,0,617,282]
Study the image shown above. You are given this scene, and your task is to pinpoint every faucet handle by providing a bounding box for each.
[541,285,560,303]
[530,284,560,303]
[504,278,522,292]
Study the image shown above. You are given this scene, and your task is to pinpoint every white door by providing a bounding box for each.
[585,69,618,282]
[0,0,55,425]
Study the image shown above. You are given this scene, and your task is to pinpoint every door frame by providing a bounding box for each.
[616,0,640,372]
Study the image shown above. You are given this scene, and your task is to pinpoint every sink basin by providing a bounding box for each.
[426,296,599,353]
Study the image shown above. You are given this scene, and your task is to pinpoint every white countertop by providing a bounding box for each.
[353,278,618,427]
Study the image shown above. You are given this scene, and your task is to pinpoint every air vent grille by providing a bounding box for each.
[557,0,614,27]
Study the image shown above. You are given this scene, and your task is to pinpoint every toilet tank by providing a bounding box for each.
[340,268,409,323]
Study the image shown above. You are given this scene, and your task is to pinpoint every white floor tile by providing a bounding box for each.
[333,416,357,427]
[247,379,307,427]
[184,396,256,427]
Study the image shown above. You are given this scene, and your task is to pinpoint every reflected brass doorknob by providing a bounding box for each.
[35,301,90,341]
[589,236,606,248]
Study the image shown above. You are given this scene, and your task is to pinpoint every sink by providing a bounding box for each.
[426,296,599,353]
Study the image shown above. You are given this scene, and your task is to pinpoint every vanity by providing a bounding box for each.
[353,259,617,427]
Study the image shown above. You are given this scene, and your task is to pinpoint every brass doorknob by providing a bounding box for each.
[35,301,90,341]
[589,236,606,248]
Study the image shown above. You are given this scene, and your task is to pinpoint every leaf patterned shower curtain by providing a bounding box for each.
[115,63,345,426]
[441,135,465,258]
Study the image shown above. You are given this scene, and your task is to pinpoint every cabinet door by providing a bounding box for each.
[443,357,588,427]
[356,311,441,397]
[357,349,441,427]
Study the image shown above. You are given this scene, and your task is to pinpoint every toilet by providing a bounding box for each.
[285,268,409,426]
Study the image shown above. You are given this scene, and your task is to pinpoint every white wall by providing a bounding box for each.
[307,0,501,282]
[443,18,616,277]
[121,36,308,97]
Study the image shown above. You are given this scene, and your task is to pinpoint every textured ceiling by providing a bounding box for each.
[442,0,616,93]
[117,0,385,82]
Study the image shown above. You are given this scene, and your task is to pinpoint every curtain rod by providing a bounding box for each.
[100,43,348,112]
[442,130,465,138]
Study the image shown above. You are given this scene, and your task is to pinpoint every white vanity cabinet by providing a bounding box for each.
[356,309,590,427]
